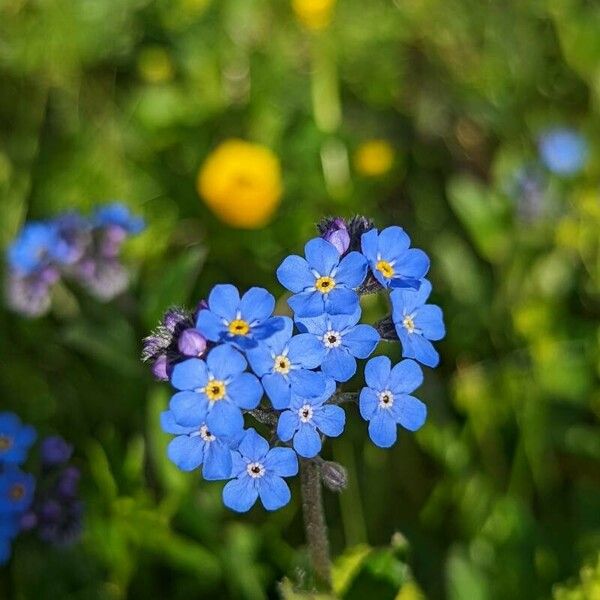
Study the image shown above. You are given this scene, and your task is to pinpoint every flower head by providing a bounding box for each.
[277,377,345,458]
[359,356,426,448]
[93,203,145,234]
[169,345,262,437]
[277,237,367,318]
[246,316,328,409]
[222,429,298,512]
[391,280,445,368]
[538,128,587,176]
[40,436,73,467]
[361,226,429,290]
[0,413,37,467]
[295,308,379,382]
[0,468,36,514]
[196,285,284,351]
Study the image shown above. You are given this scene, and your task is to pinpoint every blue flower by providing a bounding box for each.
[246,317,328,409]
[161,410,238,479]
[222,429,298,513]
[0,413,37,467]
[295,308,380,382]
[277,377,345,458]
[0,468,36,514]
[93,203,145,234]
[276,237,367,318]
[359,356,426,448]
[538,128,587,176]
[169,345,262,437]
[361,226,429,290]
[0,514,21,565]
[196,284,285,351]
[391,280,445,368]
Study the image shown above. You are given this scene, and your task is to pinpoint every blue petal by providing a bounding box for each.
[288,291,325,318]
[253,316,286,340]
[171,359,208,391]
[390,287,423,318]
[334,251,367,288]
[169,391,207,427]
[289,370,329,399]
[414,305,445,341]
[364,355,391,389]
[0,413,20,433]
[246,344,274,377]
[391,395,427,431]
[359,387,379,420]
[276,255,314,292]
[304,237,340,276]
[203,441,234,480]
[206,345,247,380]
[293,424,322,458]
[393,249,430,282]
[277,410,299,442]
[258,474,291,511]
[15,424,36,447]
[287,333,327,368]
[313,405,345,437]
[262,373,291,410]
[325,287,359,315]
[0,538,12,565]
[389,359,423,394]
[223,475,258,513]
[206,401,244,437]
[208,284,240,320]
[263,447,298,477]
[238,428,270,461]
[322,348,357,382]
[240,287,275,322]
[332,305,362,329]
[368,412,397,448]
[227,373,262,409]
[160,410,196,435]
[167,435,205,471]
[293,313,328,336]
[343,324,379,359]
[400,333,440,368]
[195,310,223,341]
[261,316,294,353]
[360,228,379,262]
[379,226,411,261]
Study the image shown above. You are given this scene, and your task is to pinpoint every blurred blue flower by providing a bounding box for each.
[93,202,145,234]
[361,226,429,290]
[391,280,445,368]
[295,308,379,382]
[538,128,588,176]
[222,429,298,513]
[40,436,73,467]
[276,376,344,458]
[0,514,20,565]
[0,413,37,467]
[0,468,36,514]
[246,316,327,409]
[169,345,262,437]
[276,237,367,318]
[196,284,285,351]
[359,356,426,448]
[160,410,237,479]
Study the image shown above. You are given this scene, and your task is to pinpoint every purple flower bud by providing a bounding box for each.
[177,328,207,357]
[40,499,62,521]
[40,436,73,467]
[151,354,170,381]
[318,218,351,255]
[5,272,53,317]
[162,307,192,333]
[98,225,128,259]
[20,511,38,531]
[320,461,348,492]
[57,467,80,500]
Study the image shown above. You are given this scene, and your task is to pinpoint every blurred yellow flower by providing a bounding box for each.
[197,139,283,229]
[292,0,336,31]
[137,47,175,84]
[354,139,395,177]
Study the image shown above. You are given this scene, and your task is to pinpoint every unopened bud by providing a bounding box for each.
[178,328,207,357]
[321,461,347,492]
[374,315,399,341]
[318,217,350,255]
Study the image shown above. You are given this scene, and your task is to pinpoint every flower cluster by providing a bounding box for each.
[5,203,144,317]
[147,216,445,512]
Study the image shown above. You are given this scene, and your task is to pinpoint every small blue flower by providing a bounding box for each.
[196,284,285,351]
[538,128,587,176]
[93,203,145,234]
[277,377,345,458]
[361,226,429,290]
[160,410,238,479]
[276,237,367,318]
[391,280,445,368]
[246,316,328,409]
[360,356,426,448]
[169,344,262,437]
[0,413,37,467]
[222,429,298,513]
[295,308,380,382]
[0,468,36,514]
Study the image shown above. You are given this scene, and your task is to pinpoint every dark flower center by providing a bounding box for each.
[9,484,25,501]
[0,435,13,451]
[328,335,337,344]
[251,466,261,474]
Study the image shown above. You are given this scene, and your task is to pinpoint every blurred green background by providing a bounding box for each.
[1,0,599,598]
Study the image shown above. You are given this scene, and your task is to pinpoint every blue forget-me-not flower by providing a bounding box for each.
[538,127,588,176]
[0,413,37,467]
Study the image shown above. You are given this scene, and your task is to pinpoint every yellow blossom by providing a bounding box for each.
[197,139,283,229]
[354,139,395,177]
[292,0,336,31]
[137,47,175,84]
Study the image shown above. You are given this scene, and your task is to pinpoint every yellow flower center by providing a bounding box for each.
[273,355,291,374]
[0,436,12,451]
[376,260,394,279]
[315,276,335,294]
[403,315,415,334]
[228,319,250,336]
[204,380,227,401]
[9,483,25,501]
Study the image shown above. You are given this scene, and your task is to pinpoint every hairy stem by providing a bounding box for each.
[300,459,331,588]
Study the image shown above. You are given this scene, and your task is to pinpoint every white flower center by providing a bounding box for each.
[403,314,416,334]
[378,390,394,409]
[273,354,291,374]
[246,462,265,479]
[322,330,342,348]
[298,404,314,423]
[199,425,215,442]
